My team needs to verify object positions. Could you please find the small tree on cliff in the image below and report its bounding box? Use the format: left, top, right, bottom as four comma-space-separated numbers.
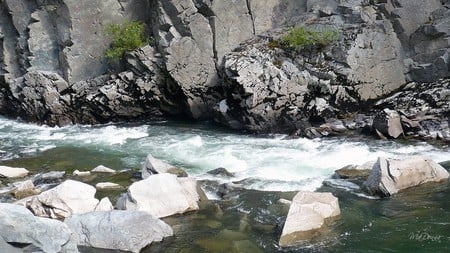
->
105, 21, 149, 61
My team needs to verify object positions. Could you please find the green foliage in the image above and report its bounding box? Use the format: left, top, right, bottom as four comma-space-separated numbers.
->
281, 26, 340, 50
105, 21, 148, 60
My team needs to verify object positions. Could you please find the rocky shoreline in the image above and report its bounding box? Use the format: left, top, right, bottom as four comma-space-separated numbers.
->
0, 154, 448, 252
0, 0, 448, 143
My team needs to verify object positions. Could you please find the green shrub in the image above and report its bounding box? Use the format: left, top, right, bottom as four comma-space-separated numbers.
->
105, 21, 148, 60
281, 26, 340, 50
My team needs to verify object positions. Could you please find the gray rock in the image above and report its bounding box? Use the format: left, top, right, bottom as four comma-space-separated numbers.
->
117, 173, 202, 218
0, 203, 79, 253
363, 156, 450, 197
279, 191, 340, 247
372, 109, 404, 139
65, 210, 173, 253
141, 154, 187, 178
26, 180, 99, 219
33, 171, 66, 186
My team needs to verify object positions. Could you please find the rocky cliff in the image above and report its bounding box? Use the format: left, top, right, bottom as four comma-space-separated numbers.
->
0, 0, 449, 139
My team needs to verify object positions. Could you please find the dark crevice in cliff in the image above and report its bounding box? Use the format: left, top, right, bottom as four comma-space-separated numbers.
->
245, 0, 256, 35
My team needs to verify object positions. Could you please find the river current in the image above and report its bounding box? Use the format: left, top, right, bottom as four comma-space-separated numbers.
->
0, 116, 449, 252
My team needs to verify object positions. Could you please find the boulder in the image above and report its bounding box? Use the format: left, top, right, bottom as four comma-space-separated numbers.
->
141, 154, 188, 178
95, 182, 123, 190
91, 165, 116, 174
279, 191, 340, 247
33, 171, 66, 186
117, 173, 202, 218
0, 165, 29, 178
0, 203, 79, 253
73, 170, 91, 177
12, 179, 39, 199
65, 210, 173, 253
363, 157, 450, 197
372, 109, 404, 139
26, 180, 99, 219
207, 167, 235, 177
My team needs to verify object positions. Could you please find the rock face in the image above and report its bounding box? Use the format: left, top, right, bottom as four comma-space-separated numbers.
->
26, 180, 99, 219
0, 203, 79, 253
0, 165, 29, 178
65, 210, 173, 253
117, 173, 202, 218
0, 0, 448, 136
364, 157, 450, 197
279, 191, 340, 247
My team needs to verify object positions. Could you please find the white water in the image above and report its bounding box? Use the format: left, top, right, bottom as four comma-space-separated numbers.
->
0, 116, 449, 192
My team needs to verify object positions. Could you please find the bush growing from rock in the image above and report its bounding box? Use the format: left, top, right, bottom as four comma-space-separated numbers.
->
281, 26, 340, 50
105, 21, 149, 60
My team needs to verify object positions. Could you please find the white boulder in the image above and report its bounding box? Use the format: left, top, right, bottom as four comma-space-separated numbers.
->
117, 173, 202, 218
26, 180, 99, 219
364, 156, 450, 196
95, 182, 123, 190
0, 165, 29, 178
279, 191, 340, 247
91, 165, 116, 174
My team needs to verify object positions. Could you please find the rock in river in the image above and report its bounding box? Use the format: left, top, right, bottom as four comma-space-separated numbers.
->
117, 173, 202, 218
65, 210, 173, 253
0, 165, 29, 178
363, 156, 450, 197
279, 191, 340, 247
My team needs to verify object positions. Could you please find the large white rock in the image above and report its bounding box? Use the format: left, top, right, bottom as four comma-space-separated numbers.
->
279, 191, 340, 247
65, 210, 173, 253
0, 203, 79, 253
26, 180, 99, 219
364, 156, 450, 196
117, 173, 201, 218
0, 165, 29, 178
94, 197, 114, 211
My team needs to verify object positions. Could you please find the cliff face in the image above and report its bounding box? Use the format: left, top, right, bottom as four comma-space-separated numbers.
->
0, 0, 448, 135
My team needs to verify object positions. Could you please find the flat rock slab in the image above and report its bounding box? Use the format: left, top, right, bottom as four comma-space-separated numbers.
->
364, 156, 450, 196
0, 166, 29, 178
279, 191, 340, 247
65, 210, 173, 253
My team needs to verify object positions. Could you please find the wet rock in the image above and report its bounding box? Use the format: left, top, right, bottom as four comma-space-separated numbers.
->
0, 165, 29, 178
26, 180, 99, 219
372, 109, 404, 139
33, 171, 66, 186
117, 173, 202, 218
207, 167, 235, 177
334, 162, 373, 180
65, 210, 173, 253
95, 182, 123, 191
0, 203, 79, 253
141, 154, 188, 178
363, 157, 450, 197
91, 165, 116, 174
279, 191, 340, 247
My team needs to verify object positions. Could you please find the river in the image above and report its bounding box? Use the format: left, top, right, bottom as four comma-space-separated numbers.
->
0, 116, 449, 252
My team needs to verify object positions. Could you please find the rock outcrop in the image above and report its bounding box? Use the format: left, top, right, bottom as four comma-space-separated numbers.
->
65, 210, 173, 253
279, 191, 340, 247
0, 0, 448, 138
0, 203, 79, 253
117, 173, 203, 218
363, 157, 450, 197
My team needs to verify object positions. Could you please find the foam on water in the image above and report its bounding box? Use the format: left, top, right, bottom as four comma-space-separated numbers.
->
0, 116, 449, 192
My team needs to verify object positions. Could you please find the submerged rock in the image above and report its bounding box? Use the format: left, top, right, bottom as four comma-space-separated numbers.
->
65, 210, 173, 253
26, 180, 99, 219
0, 203, 79, 253
279, 191, 340, 247
117, 173, 203, 218
0, 165, 29, 178
363, 157, 450, 197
